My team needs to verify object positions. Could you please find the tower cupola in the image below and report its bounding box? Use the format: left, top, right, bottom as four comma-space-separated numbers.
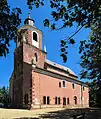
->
24, 13, 35, 26
17, 14, 43, 49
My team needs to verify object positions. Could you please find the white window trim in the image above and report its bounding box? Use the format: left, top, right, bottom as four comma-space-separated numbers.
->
32, 31, 39, 48
62, 80, 66, 88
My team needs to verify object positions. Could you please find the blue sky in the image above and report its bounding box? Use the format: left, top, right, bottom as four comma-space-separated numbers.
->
0, 0, 90, 87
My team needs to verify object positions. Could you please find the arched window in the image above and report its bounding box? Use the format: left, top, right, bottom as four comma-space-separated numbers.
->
74, 96, 77, 105
33, 32, 37, 41
62, 80, 66, 87
34, 53, 37, 62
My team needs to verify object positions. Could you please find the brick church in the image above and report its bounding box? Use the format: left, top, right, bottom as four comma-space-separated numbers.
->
10, 15, 89, 109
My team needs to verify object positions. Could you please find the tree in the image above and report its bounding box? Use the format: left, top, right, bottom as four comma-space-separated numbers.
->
27, 0, 101, 63
79, 21, 101, 81
0, 86, 10, 107
27, 0, 101, 82
87, 80, 101, 107
0, 0, 21, 57
87, 81, 98, 107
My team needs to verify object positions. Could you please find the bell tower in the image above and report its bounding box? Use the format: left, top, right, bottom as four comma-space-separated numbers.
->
17, 14, 42, 50
12, 15, 46, 108
16, 14, 46, 68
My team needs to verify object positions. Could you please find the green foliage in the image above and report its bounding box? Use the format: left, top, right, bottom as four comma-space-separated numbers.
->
0, 86, 10, 107
0, 0, 21, 57
27, 0, 101, 63
87, 81, 97, 106
80, 21, 101, 80
87, 80, 101, 107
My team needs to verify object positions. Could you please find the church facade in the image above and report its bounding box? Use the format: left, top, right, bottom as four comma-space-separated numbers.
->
10, 16, 89, 109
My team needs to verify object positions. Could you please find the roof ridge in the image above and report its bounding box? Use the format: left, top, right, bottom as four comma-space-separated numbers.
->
45, 59, 77, 77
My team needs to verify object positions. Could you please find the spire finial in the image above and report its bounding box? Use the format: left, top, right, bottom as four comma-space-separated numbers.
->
24, 11, 34, 26
28, 11, 30, 18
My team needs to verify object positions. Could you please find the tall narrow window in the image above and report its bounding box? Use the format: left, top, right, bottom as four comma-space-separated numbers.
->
59, 82, 61, 88
43, 96, 46, 104
33, 32, 37, 41
62, 81, 66, 87
58, 97, 60, 105
63, 97, 66, 105
55, 97, 57, 104
72, 83, 75, 89
34, 53, 37, 62
74, 96, 77, 104
67, 98, 70, 104
47, 96, 50, 105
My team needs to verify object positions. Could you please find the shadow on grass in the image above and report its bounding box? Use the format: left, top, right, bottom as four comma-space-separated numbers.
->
39, 108, 87, 119
14, 108, 101, 119
14, 118, 39, 119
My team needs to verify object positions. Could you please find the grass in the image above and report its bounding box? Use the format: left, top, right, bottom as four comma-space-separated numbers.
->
0, 108, 64, 119
0, 107, 101, 119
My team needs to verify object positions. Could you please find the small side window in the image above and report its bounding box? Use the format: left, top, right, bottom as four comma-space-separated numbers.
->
59, 82, 61, 88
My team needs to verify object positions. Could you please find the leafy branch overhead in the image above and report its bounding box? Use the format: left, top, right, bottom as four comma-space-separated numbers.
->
0, 0, 21, 57
80, 21, 101, 81
27, 0, 101, 62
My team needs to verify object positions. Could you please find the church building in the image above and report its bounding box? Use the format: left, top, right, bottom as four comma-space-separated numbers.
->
10, 16, 89, 109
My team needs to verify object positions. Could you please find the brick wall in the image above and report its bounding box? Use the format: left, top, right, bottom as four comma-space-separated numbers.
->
12, 44, 23, 108
31, 71, 89, 108
23, 42, 46, 69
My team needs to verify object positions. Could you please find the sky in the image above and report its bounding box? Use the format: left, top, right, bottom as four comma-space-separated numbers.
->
0, 0, 90, 87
